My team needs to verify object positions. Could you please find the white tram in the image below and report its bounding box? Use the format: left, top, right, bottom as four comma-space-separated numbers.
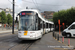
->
17, 9, 54, 40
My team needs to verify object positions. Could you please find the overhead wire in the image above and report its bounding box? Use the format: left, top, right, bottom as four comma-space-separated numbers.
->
8, 0, 12, 4
34, 0, 40, 10
8, 0, 21, 7
21, 0, 73, 6
31, 0, 38, 9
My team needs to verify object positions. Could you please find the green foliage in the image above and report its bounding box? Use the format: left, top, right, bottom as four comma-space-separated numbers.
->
53, 7, 75, 25
49, 19, 53, 21
0, 13, 1, 22
1, 11, 7, 24
0, 17, 1, 22
7, 14, 13, 25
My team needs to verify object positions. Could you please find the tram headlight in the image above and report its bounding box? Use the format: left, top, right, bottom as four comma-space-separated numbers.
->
19, 32, 21, 33
30, 32, 35, 33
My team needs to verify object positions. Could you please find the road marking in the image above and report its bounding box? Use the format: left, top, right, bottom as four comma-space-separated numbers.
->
53, 36, 74, 49
54, 48, 68, 50
58, 41, 62, 43
54, 37, 55, 39
29, 47, 38, 48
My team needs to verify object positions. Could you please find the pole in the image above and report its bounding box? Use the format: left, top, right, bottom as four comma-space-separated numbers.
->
68, 39, 70, 46
57, 34, 59, 41
62, 37, 64, 43
12, 0, 14, 34
62, 23, 65, 30
58, 20, 60, 35
59, 24, 60, 34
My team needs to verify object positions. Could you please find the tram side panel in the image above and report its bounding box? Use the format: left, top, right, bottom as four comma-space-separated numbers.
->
45, 23, 50, 33
50, 24, 54, 32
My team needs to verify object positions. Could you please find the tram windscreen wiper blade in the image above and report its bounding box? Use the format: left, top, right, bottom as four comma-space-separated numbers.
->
28, 23, 32, 29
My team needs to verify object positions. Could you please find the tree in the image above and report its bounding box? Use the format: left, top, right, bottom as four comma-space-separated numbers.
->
7, 14, 13, 25
49, 19, 53, 21
1, 11, 7, 24
53, 7, 75, 25
0, 13, 1, 22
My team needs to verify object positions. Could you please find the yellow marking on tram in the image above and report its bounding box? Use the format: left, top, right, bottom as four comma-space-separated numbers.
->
24, 31, 28, 35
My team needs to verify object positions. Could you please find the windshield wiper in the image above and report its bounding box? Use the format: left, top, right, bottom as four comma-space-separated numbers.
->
27, 23, 33, 29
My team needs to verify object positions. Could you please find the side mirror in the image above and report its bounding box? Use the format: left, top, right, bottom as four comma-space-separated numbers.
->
16, 17, 18, 23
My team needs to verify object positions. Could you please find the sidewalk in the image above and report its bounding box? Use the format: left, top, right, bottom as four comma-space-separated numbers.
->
0, 29, 18, 33
28, 32, 73, 50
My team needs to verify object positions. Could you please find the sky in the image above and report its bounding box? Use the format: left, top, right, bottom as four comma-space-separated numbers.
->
0, 0, 75, 18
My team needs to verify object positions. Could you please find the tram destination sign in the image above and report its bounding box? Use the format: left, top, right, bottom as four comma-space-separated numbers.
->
20, 11, 35, 16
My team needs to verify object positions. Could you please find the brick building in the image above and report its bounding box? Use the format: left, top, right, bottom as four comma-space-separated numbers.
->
43, 11, 55, 19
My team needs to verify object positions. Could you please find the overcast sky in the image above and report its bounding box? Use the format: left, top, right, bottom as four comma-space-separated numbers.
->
0, 0, 75, 18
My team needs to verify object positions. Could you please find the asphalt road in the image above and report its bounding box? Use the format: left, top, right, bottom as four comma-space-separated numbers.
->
0, 31, 36, 50
0, 31, 73, 50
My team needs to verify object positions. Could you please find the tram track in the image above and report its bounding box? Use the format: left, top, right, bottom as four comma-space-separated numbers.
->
0, 34, 36, 50
0, 32, 41, 50
8, 40, 36, 50
0, 34, 17, 42
7, 38, 41, 50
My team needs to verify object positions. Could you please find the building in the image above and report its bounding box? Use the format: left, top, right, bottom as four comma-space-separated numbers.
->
0, 8, 13, 16
43, 11, 55, 19
4, 8, 13, 16
0, 8, 4, 12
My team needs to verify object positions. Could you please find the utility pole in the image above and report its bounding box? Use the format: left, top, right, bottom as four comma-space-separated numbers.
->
12, 0, 15, 34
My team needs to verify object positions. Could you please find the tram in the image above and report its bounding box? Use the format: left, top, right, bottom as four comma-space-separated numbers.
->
17, 9, 54, 40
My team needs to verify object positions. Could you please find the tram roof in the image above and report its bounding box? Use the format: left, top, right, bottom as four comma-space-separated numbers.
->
18, 9, 54, 24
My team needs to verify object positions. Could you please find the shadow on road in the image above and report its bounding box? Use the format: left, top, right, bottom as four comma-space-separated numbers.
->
64, 37, 75, 39
15, 40, 37, 44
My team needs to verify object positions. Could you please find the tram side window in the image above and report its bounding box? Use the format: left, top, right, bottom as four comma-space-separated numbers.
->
35, 14, 38, 30
46, 23, 48, 28
40, 21, 43, 29
38, 17, 41, 30
43, 23, 45, 28
49, 24, 51, 28
35, 13, 41, 30
36, 13, 41, 30
51, 24, 54, 28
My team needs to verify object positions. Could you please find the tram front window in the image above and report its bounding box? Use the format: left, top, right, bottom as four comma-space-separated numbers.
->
19, 15, 35, 31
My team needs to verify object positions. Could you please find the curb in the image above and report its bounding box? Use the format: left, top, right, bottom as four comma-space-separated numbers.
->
0, 30, 18, 33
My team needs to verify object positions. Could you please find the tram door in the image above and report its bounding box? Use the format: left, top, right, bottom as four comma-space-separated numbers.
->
49, 24, 51, 31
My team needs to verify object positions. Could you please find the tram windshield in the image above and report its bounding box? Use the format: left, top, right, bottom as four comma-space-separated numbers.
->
19, 11, 36, 31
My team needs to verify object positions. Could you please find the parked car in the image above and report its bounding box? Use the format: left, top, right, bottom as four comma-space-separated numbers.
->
62, 22, 75, 37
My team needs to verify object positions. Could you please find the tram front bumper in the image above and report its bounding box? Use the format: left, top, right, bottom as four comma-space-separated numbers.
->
18, 37, 36, 40
18, 35, 41, 40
